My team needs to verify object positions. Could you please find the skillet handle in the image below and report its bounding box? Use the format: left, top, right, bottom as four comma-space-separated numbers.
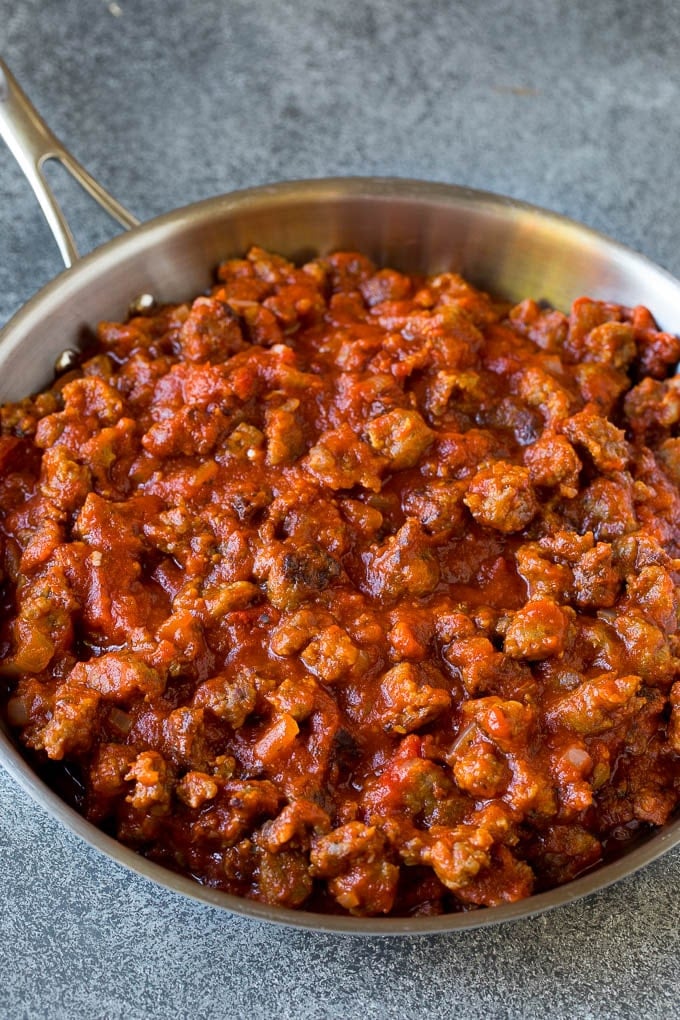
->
0, 58, 139, 268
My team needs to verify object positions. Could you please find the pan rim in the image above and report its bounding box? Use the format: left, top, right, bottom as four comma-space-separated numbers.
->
4, 174, 680, 342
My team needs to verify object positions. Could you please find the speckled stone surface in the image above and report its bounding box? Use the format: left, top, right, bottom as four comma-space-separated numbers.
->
1, 2, 679, 1017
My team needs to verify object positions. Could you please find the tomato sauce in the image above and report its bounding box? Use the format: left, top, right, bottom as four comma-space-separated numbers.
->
1, 248, 679, 916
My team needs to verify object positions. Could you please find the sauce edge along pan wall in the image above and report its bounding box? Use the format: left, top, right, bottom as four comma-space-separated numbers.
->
1, 57, 679, 935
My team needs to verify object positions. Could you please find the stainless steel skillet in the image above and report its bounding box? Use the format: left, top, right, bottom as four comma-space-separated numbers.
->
1, 57, 679, 935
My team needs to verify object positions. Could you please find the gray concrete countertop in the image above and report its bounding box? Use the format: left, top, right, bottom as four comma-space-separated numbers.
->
1, 2, 679, 1017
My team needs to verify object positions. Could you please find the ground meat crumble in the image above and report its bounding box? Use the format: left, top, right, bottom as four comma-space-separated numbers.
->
1, 247, 679, 917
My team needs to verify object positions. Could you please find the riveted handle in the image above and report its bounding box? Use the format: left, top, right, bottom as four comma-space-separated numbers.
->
0, 57, 139, 267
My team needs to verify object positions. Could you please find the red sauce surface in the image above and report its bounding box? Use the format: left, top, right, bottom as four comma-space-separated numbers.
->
1, 247, 680, 916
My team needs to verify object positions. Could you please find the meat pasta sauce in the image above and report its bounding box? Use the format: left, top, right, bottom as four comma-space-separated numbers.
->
1, 247, 679, 917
